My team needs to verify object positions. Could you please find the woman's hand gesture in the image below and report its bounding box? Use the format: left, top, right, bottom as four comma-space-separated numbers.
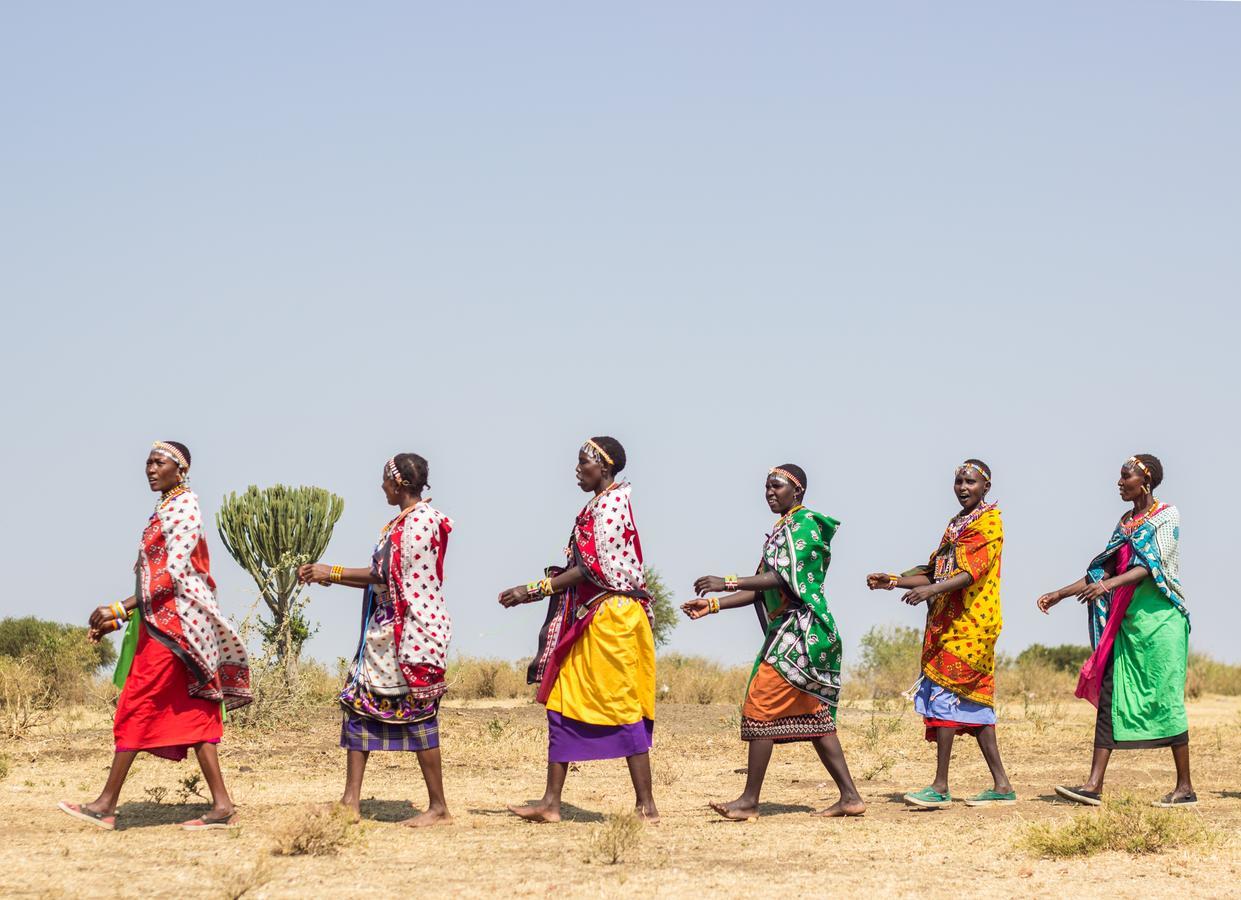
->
1036, 591, 1061, 613
498, 585, 530, 608
88, 604, 114, 629
866, 572, 894, 590
681, 598, 711, 620
1078, 580, 1109, 602
693, 575, 725, 596
901, 585, 936, 606
297, 563, 331, 585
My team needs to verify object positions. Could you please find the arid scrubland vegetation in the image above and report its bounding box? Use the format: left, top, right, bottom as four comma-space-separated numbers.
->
3, 619, 1241, 898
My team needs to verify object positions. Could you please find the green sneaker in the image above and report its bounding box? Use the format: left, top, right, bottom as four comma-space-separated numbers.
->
964, 789, 1017, 807
903, 786, 952, 809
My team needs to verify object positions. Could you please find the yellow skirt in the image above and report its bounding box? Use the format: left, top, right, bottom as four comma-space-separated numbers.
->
546, 594, 656, 727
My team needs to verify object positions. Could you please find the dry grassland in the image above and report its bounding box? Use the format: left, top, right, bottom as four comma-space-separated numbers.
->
3, 690, 1241, 898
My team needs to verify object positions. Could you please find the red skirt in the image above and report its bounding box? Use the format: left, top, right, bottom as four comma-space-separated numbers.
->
114, 621, 222, 760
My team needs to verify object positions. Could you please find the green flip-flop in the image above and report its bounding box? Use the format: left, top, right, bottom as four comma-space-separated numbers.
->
903, 786, 952, 809
964, 789, 1017, 807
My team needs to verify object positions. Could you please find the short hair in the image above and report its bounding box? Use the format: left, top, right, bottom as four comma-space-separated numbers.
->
590, 436, 627, 473
773, 463, 808, 494
393, 452, 429, 493
1129, 453, 1164, 490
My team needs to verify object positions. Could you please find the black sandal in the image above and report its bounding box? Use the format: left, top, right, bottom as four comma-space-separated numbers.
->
1152, 792, 1197, 808
1054, 785, 1102, 807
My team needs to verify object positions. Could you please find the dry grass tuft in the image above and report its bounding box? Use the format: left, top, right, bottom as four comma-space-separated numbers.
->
0, 750, 9, 780
231, 657, 340, 732
215, 855, 274, 899
1021, 793, 1215, 858
270, 803, 360, 857
587, 808, 644, 865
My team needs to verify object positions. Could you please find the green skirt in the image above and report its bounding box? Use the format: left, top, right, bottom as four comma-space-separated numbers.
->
1097, 579, 1189, 746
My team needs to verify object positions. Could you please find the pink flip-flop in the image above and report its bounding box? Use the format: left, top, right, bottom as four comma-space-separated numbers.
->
57, 801, 116, 830
181, 810, 237, 831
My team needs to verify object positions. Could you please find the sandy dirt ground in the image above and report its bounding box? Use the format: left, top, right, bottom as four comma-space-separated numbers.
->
3, 694, 1240, 899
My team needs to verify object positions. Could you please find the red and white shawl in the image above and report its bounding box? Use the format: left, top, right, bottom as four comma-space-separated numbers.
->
138, 491, 251, 710
359, 503, 454, 700
530, 482, 651, 701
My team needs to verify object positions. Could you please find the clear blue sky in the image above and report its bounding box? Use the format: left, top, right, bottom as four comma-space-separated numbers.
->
2, 3, 1237, 670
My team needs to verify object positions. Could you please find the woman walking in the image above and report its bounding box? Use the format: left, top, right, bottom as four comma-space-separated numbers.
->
865, 459, 1014, 809
1037, 454, 1194, 807
58, 441, 251, 831
684, 464, 865, 819
498, 437, 659, 823
298, 453, 453, 826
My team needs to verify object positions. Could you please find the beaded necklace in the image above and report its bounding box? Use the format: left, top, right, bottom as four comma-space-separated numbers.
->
156, 484, 188, 511
1120, 497, 1162, 533
771, 504, 805, 534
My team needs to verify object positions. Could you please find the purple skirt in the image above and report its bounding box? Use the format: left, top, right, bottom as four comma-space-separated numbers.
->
547, 710, 653, 763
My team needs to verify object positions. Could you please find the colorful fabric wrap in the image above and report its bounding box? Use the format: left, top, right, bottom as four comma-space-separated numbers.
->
1083, 503, 1187, 647
526, 482, 652, 698
114, 490, 251, 710
912, 502, 1003, 707
749, 507, 843, 712
339, 504, 454, 722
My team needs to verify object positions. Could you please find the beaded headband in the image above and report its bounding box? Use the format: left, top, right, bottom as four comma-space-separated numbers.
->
1125, 456, 1153, 482
956, 462, 990, 482
768, 467, 804, 492
385, 456, 410, 487
151, 441, 189, 471
582, 439, 614, 467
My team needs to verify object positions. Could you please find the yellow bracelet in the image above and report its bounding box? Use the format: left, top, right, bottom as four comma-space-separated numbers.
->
330, 565, 344, 583
708, 597, 721, 614
724, 575, 739, 591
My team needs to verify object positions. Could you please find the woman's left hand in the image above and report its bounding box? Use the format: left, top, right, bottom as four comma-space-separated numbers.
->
693, 575, 725, 595
901, 585, 937, 606
498, 585, 530, 608
1078, 580, 1109, 602
88, 604, 115, 629
681, 599, 711, 620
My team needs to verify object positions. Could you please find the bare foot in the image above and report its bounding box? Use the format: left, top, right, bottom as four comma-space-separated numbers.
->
635, 805, 661, 825
399, 808, 453, 827
710, 799, 758, 821
508, 803, 561, 823
812, 798, 866, 817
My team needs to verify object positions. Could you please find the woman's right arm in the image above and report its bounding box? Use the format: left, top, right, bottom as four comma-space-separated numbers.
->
1037, 577, 1089, 613
297, 563, 383, 589
866, 571, 933, 591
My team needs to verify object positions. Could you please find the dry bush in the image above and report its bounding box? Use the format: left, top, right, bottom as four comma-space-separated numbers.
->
587, 809, 644, 865
657, 654, 749, 705
1021, 793, 1215, 858
231, 657, 339, 731
271, 804, 360, 857
447, 658, 531, 700
0, 657, 54, 739
1187, 651, 1241, 697
845, 625, 922, 704
216, 855, 274, 899
0, 750, 10, 780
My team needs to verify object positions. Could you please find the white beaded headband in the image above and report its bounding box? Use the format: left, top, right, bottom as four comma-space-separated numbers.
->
385, 456, 410, 487
151, 441, 189, 471
956, 462, 989, 481
768, 467, 804, 492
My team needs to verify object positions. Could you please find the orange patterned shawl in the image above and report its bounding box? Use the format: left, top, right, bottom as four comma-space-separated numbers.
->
916, 503, 1003, 706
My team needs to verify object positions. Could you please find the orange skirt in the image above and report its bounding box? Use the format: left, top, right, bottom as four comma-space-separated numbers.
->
740, 662, 836, 742
114, 621, 222, 760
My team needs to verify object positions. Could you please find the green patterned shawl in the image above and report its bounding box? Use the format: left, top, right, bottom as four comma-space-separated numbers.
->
752, 507, 843, 714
